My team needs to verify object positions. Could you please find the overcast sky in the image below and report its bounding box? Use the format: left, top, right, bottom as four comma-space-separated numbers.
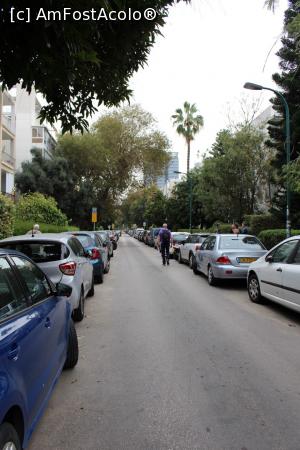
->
129, 0, 288, 171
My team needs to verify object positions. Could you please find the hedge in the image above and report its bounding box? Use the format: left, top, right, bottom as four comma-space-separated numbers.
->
13, 220, 79, 236
244, 214, 283, 236
0, 194, 15, 239
16, 193, 67, 226
258, 229, 300, 250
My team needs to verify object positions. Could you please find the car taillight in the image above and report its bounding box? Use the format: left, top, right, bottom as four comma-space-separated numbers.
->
59, 261, 77, 276
91, 248, 101, 260
216, 256, 231, 265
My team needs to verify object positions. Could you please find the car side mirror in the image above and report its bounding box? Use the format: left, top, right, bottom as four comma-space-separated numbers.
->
55, 282, 72, 298
265, 255, 273, 263
84, 249, 92, 258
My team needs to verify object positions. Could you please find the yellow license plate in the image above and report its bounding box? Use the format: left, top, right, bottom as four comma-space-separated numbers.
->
239, 257, 257, 263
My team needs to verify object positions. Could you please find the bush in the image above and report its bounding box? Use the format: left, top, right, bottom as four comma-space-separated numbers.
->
0, 194, 15, 239
244, 214, 283, 236
258, 229, 300, 250
13, 220, 79, 236
16, 193, 68, 226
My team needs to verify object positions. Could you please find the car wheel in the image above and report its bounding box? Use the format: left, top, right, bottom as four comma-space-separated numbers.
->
189, 254, 194, 269
64, 321, 79, 370
0, 423, 21, 450
95, 267, 104, 284
87, 278, 94, 297
248, 273, 263, 303
110, 250, 114, 258
104, 259, 110, 274
73, 288, 84, 322
178, 251, 183, 264
207, 265, 218, 286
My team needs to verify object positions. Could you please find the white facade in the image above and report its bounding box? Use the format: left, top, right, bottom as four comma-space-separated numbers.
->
15, 85, 56, 169
0, 90, 16, 197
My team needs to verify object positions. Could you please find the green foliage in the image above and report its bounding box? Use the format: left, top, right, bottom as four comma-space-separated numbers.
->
0, 0, 188, 132
172, 101, 204, 173
16, 193, 68, 226
0, 194, 15, 239
205, 223, 232, 233
258, 229, 300, 249
122, 185, 167, 227
14, 220, 78, 236
243, 214, 284, 235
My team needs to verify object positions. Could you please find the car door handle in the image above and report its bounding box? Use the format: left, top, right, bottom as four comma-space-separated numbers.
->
7, 343, 20, 361
276, 268, 283, 272
45, 317, 51, 328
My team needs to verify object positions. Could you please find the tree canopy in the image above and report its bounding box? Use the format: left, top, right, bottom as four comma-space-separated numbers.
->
0, 0, 188, 132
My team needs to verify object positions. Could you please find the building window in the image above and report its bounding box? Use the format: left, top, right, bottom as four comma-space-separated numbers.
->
32, 127, 43, 144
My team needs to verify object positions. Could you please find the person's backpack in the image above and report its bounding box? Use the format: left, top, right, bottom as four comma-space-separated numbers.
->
161, 229, 170, 243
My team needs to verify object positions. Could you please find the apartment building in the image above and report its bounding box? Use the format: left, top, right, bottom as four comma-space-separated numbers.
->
156, 152, 179, 195
15, 84, 56, 170
0, 90, 16, 197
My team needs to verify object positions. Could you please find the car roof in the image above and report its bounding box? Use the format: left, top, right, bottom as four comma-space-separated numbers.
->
208, 234, 256, 238
0, 233, 72, 244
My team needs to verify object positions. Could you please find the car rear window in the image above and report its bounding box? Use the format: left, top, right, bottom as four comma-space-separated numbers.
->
0, 241, 69, 263
73, 234, 95, 248
219, 236, 265, 250
172, 234, 189, 241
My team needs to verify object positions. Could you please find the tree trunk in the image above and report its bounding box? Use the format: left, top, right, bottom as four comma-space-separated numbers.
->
187, 140, 191, 174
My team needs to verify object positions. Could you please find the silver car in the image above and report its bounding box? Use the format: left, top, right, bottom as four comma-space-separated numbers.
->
0, 234, 94, 321
178, 233, 210, 268
194, 234, 267, 286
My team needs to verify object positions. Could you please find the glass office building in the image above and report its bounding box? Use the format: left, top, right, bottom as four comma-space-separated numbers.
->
156, 152, 179, 191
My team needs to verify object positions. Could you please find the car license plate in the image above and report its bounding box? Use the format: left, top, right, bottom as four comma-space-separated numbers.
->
238, 257, 257, 263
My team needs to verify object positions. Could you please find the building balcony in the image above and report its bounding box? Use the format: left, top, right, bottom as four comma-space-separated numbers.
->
1, 141, 15, 167
2, 113, 16, 135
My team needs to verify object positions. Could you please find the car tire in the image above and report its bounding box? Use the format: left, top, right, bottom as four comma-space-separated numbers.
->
189, 254, 194, 269
248, 273, 263, 304
87, 278, 95, 297
73, 288, 85, 322
64, 321, 79, 370
207, 265, 218, 286
104, 259, 110, 274
0, 423, 21, 450
178, 251, 183, 264
95, 267, 104, 284
110, 250, 114, 258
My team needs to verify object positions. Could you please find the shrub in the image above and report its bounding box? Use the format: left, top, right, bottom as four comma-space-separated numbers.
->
258, 229, 300, 249
16, 193, 68, 226
244, 214, 283, 236
13, 220, 79, 236
0, 194, 15, 239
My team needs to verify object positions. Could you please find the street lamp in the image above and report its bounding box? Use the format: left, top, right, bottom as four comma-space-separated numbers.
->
174, 170, 192, 234
244, 82, 291, 238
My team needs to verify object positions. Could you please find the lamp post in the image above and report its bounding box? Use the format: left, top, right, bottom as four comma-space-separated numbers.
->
244, 82, 291, 238
174, 170, 192, 234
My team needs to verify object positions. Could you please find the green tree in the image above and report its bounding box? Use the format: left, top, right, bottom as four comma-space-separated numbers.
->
266, 0, 300, 225
16, 193, 68, 226
172, 102, 204, 173
0, 0, 188, 132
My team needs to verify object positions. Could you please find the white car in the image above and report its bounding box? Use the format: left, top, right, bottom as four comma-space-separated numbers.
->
178, 233, 210, 268
247, 236, 300, 312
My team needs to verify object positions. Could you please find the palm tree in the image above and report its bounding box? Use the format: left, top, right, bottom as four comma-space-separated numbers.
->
172, 101, 204, 173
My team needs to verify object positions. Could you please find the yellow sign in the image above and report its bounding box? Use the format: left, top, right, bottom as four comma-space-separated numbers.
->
92, 208, 97, 223
112, 223, 115, 230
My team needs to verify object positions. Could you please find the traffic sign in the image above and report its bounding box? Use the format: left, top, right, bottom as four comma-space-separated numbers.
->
92, 207, 97, 223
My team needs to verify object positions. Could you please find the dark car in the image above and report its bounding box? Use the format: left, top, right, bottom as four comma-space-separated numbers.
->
148, 228, 160, 247
96, 230, 114, 258
0, 248, 78, 450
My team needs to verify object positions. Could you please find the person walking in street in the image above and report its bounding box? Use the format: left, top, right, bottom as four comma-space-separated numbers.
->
231, 223, 240, 235
158, 223, 171, 266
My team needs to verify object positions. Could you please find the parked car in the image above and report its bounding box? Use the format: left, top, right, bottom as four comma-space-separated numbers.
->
96, 230, 114, 258
148, 228, 160, 248
178, 233, 210, 268
65, 231, 109, 283
194, 234, 267, 285
104, 230, 118, 249
247, 235, 300, 312
170, 232, 190, 259
0, 234, 94, 321
134, 228, 144, 239
0, 248, 78, 450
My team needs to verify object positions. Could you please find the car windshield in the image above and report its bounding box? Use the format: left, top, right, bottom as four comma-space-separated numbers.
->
0, 241, 69, 263
219, 236, 265, 250
73, 234, 95, 248
172, 234, 188, 241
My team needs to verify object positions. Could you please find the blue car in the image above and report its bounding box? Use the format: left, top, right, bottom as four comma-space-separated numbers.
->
65, 232, 108, 284
0, 249, 78, 449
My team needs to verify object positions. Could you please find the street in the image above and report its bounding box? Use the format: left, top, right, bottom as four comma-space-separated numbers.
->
29, 235, 300, 450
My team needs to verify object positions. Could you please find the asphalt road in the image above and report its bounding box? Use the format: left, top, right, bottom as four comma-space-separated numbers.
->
29, 235, 300, 450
